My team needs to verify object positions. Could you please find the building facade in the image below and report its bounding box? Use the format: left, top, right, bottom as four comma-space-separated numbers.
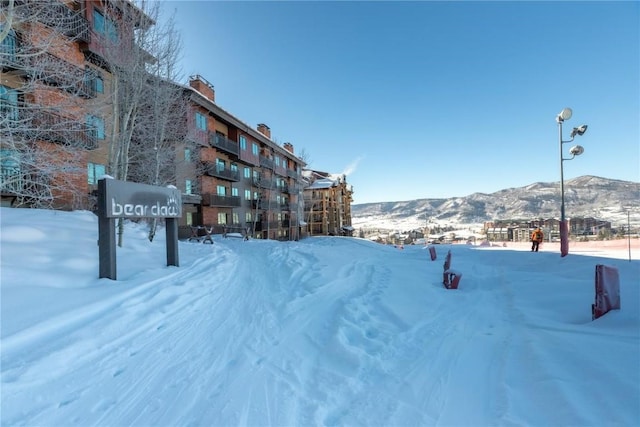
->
302, 170, 354, 236
1, 0, 154, 209
178, 75, 306, 241
484, 217, 612, 242
1, 1, 350, 241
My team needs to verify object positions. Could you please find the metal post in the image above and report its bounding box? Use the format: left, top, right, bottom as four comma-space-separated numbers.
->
558, 119, 569, 257
559, 120, 565, 224
628, 209, 632, 262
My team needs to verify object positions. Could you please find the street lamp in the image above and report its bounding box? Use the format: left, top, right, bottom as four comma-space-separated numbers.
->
556, 107, 588, 257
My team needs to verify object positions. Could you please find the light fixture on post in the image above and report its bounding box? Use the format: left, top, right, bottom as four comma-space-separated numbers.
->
556, 107, 588, 257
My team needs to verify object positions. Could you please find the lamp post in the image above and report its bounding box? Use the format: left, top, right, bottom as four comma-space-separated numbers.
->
556, 107, 588, 257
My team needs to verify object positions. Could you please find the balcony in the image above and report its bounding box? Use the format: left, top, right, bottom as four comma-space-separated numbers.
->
277, 184, 291, 194
201, 193, 241, 207
0, 30, 22, 71
259, 155, 275, 170
253, 220, 281, 232
31, 110, 98, 149
37, 1, 91, 43
204, 164, 240, 182
0, 165, 23, 196
210, 133, 239, 157
287, 169, 299, 179
252, 177, 273, 189
26, 52, 96, 98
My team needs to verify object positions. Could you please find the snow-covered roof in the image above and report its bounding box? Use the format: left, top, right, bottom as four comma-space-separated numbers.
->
307, 178, 336, 190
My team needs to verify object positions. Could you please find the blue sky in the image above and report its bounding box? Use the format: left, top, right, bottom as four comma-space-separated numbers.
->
163, 0, 639, 204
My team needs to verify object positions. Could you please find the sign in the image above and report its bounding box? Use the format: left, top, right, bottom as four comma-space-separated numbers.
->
103, 179, 182, 218
97, 178, 182, 280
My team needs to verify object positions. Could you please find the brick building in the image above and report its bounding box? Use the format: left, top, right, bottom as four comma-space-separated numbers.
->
1, 1, 350, 241
1, 0, 151, 209
177, 75, 306, 241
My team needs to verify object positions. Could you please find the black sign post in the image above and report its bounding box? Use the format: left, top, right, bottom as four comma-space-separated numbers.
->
97, 178, 182, 280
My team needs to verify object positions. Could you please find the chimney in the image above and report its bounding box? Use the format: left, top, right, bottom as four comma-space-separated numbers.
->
189, 74, 215, 102
283, 142, 294, 154
257, 123, 271, 139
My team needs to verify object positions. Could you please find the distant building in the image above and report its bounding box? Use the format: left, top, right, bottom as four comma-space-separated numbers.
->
303, 170, 354, 236
484, 217, 612, 241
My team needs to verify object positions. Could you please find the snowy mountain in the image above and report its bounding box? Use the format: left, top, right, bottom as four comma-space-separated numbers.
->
352, 175, 640, 231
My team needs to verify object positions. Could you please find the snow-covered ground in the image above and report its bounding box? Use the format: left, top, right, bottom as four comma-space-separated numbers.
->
1, 208, 639, 426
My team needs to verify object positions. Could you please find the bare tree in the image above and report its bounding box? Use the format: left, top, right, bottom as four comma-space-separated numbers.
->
297, 147, 312, 166
1, 0, 97, 209
93, 1, 193, 244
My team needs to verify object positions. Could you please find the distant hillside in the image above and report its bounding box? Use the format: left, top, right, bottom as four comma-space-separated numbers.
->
352, 176, 640, 230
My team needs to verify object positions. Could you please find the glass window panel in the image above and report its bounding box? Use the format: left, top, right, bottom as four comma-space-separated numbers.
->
93, 9, 105, 34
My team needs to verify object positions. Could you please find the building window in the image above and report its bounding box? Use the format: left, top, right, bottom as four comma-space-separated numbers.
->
231, 187, 238, 197
0, 26, 17, 62
216, 185, 226, 196
184, 148, 192, 162
246, 212, 252, 222
195, 112, 206, 131
252, 142, 259, 156
233, 213, 239, 224
239, 135, 247, 150
93, 9, 105, 33
86, 115, 105, 139
186, 212, 193, 226
0, 85, 19, 121
230, 163, 238, 173
216, 158, 226, 172
275, 156, 280, 167
185, 179, 192, 194
93, 9, 118, 41
244, 167, 251, 179
87, 162, 106, 185
218, 212, 227, 224
94, 74, 104, 93
244, 189, 251, 200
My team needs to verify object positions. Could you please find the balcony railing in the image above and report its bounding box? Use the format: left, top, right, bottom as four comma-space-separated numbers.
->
36, 1, 91, 43
210, 133, 239, 157
259, 155, 275, 170
253, 220, 281, 232
31, 110, 98, 149
287, 169, 299, 179
204, 164, 240, 182
26, 52, 96, 98
202, 193, 241, 207
252, 177, 273, 189
0, 30, 22, 71
0, 165, 23, 195
277, 184, 290, 194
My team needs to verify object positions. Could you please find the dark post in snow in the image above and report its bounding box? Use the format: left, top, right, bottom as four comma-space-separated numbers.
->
97, 178, 182, 280
97, 179, 117, 279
